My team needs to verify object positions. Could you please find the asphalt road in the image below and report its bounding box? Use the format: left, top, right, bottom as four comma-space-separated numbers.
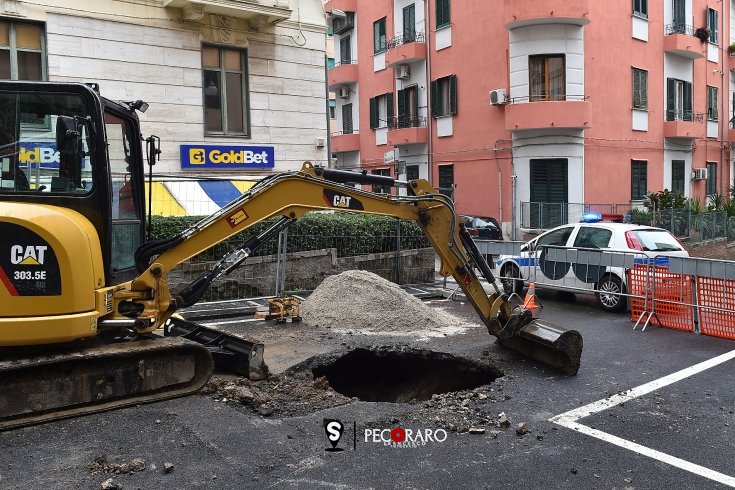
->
1, 286, 733, 489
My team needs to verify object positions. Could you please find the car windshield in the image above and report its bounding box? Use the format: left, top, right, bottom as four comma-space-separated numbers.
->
633, 229, 684, 252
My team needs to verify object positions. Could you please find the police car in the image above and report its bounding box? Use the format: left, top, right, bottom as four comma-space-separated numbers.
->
496, 216, 689, 312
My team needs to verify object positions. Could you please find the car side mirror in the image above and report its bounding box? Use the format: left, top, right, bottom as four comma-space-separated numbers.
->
56, 115, 81, 157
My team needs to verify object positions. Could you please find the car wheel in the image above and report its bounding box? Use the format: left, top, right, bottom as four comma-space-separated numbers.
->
596, 274, 626, 312
500, 263, 524, 295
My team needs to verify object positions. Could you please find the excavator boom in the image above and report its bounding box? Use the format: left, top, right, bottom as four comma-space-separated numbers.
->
121, 162, 582, 374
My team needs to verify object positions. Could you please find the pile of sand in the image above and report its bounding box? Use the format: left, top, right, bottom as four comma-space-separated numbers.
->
300, 270, 477, 339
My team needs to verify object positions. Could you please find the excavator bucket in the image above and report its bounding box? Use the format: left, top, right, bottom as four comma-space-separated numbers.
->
0, 337, 213, 431
498, 319, 583, 375
459, 228, 583, 375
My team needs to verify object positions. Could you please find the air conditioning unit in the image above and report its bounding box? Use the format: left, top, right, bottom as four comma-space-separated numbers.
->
692, 168, 708, 180
396, 65, 410, 79
489, 89, 508, 106
338, 86, 350, 99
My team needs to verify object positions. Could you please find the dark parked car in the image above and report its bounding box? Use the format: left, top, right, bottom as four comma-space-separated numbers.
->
461, 215, 503, 240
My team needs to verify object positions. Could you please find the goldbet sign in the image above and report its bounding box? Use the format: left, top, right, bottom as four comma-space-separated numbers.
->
180, 144, 275, 169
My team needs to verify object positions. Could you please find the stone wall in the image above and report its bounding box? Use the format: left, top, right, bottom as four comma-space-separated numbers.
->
168, 248, 436, 300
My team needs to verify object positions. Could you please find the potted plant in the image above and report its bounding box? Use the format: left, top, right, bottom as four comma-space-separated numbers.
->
695, 26, 711, 42
728, 42, 735, 54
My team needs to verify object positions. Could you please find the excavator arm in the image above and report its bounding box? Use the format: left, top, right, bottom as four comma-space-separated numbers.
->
115, 162, 582, 375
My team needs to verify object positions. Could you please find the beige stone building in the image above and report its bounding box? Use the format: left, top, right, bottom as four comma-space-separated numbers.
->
0, 0, 329, 177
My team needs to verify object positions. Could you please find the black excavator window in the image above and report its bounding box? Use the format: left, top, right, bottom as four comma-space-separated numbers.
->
0, 91, 94, 194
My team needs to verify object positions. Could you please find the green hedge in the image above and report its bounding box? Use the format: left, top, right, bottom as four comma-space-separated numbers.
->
149, 213, 431, 260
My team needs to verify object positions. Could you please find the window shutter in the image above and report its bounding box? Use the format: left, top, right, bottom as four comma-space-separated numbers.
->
449, 75, 457, 115
397, 89, 406, 117
640, 70, 648, 109
666, 78, 675, 120
683, 81, 692, 114
387, 92, 394, 127
633, 69, 640, 108
369, 97, 378, 129
342, 104, 353, 134
430, 80, 439, 118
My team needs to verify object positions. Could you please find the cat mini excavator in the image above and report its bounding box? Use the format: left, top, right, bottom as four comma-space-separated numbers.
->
0, 81, 582, 430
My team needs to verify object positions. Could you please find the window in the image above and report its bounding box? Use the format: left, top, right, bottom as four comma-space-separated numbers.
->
536, 227, 573, 247
707, 86, 718, 121
373, 17, 386, 54
403, 5, 416, 42
706, 162, 717, 196
529, 55, 565, 102
327, 57, 335, 69
369, 92, 394, 129
666, 78, 692, 121
397, 86, 420, 128
339, 36, 351, 64
707, 7, 718, 44
341, 103, 353, 134
406, 164, 419, 180
632, 68, 648, 110
672, 0, 685, 28
430, 75, 457, 117
573, 227, 612, 249
371, 168, 391, 194
633, 0, 648, 18
436, 0, 450, 29
332, 11, 354, 35
202, 46, 249, 135
0, 20, 45, 80
329, 99, 336, 119
0, 91, 94, 194
671, 160, 685, 195
631, 160, 647, 200
438, 164, 454, 199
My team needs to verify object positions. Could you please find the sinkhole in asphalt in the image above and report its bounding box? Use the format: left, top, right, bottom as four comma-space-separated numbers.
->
311, 347, 502, 403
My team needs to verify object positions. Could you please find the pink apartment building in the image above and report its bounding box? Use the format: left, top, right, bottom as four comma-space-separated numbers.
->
325, 0, 735, 238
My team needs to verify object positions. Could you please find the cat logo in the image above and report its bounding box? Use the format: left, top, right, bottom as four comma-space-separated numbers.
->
323, 189, 364, 210
227, 208, 249, 228
10, 245, 47, 265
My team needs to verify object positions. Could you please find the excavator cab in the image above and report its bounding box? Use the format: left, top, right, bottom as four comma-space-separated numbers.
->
0, 82, 147, 286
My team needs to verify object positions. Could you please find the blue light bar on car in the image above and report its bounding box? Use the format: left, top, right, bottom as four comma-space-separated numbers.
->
581, 212, 603, 223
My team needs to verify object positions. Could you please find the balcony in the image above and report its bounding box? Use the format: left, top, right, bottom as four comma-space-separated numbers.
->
324, 0, 356, 16
387, 116, 428, 146
504, 0, 590, 29
504, 96, 591, 131
328, 60, 358, 90
664, 111, 705, 138
385, 32, 427, 68
162, 0, 291, 24
663, 24, 706, 59
332, 131, 360, 153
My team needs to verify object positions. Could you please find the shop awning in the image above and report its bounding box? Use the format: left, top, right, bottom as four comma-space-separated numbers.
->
144, 180, 257, 216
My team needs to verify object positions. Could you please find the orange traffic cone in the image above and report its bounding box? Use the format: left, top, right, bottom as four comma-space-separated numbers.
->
522, 283, 540, 317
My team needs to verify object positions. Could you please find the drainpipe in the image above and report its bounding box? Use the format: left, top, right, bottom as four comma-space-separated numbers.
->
325, 54, 333, 168
424, 0, 433, 185
721, 11, 727, 195
493, 138, 513, 236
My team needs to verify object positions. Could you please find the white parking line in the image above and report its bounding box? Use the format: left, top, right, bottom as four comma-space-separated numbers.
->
550, 349, 735, 487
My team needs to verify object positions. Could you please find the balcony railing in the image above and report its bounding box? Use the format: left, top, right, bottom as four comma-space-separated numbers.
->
665, 110, 705, 122
386, 31, 425, 50
509, 94, 588, 103
388, 115, 427, 129
329, 59, 357, 69
664, 23, 695, 36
